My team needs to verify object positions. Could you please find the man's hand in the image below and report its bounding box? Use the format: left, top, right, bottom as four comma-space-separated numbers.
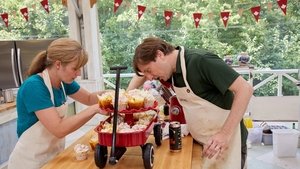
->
202, 130, 231, 159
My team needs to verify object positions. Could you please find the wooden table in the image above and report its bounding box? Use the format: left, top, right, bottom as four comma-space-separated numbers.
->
41, 130, 203, 169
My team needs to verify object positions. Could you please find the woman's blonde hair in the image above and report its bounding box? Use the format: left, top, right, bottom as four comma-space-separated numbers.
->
27, 38, 88, 76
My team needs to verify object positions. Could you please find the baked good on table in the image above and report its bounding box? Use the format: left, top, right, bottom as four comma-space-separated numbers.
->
89, 132, 98, 151
112, 90, 128, 111
97, 91, 114, 109
127, 96, 145, 109
141, 90, 156, 108
74, 144, 90, 160
98, 89, 156, 111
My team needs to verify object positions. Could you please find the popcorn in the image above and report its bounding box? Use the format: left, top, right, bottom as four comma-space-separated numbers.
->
100, 110, 156, 133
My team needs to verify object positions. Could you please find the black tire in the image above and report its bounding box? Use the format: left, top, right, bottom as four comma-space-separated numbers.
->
142, 143, 154, 169
153, 123, 162, 146
94, 144, 108, 168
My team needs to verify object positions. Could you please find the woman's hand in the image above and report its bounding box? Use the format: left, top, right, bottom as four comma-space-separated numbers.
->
202, 130, 232, 159
90, 104, 109, 116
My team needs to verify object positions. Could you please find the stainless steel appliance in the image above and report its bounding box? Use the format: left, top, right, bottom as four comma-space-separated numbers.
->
0, 39, 54, 89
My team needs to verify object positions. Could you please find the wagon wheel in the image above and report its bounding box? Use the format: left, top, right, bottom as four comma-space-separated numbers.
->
94, 144, 108, 168
142, 143, 154, 169
153, 123, 162, 146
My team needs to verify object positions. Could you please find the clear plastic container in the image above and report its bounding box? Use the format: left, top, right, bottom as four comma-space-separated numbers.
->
272, 129, 300, 157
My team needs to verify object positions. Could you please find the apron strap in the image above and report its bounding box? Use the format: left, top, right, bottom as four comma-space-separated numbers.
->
175, 46, 192, 90
42, 69, 67, 104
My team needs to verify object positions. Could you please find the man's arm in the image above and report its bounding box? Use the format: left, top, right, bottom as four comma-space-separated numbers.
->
203, 76, 253, 159
127, 75, 147, 91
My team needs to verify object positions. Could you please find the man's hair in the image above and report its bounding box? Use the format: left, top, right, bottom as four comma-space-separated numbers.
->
133, 37, 175, 76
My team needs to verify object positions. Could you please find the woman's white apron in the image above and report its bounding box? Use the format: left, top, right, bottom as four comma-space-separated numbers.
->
8, 69, 67, 169
173, 47, 241, 169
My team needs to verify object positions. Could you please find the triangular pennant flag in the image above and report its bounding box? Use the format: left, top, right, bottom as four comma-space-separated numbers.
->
250, 6, 261, 23
125, 1, 131, 9
193, 13, 202, 28
238, 8, 244, 16
32, 4, 36, 10
90, 0, 96, 8
12, 11, 17, 18
207, 12, 214, 20
267, 2, 273, 11
1, 13, 9, 28
114, 0, 123, 13
137, 5, 146, 20
164, 10, 173, 28
152, 7, 157, 15
62, 0, 67, 7
20, 7, 29, 22
220, 11, 230, 28
40, 0, 50, 13
176, 12, 182, 19
277, 0, 287, 15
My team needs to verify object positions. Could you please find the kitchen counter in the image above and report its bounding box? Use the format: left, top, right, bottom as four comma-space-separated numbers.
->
41, 130, 203, 169
0, 102, 17, 125
0, 102, 17, 165
0, 102, 16, 113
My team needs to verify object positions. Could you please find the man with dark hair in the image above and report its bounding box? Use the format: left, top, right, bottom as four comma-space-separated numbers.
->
129, 37, 253, 169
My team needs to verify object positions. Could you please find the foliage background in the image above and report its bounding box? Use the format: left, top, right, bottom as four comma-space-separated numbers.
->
1, 0, 299, 95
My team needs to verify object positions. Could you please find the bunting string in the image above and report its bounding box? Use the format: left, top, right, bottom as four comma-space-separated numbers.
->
0, 0, 288, 29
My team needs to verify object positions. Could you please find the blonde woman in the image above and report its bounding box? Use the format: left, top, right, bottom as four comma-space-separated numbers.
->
8, 38, 107, 169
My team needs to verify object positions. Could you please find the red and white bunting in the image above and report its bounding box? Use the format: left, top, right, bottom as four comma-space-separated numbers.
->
250, 6, 261, 23
164, 10, 173, 28
277, 0, 287, 15
137, 5, 146, 20
20, 7, 29, 22
193, 13, 202, 28
114, 0, 123, 13
1, 13, 9, 28
40, 0, 50, 13
220, 11, 230, 28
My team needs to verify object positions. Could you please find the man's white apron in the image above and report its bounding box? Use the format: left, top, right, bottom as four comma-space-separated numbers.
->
173, 47, 241, 169
8, 69, 67, 169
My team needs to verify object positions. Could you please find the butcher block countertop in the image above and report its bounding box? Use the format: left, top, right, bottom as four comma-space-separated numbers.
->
41, 130, 203, 169
0, 102, 17, 125
0, 102, 16, 113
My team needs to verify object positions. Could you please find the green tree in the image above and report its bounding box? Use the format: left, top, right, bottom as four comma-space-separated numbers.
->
0, 0, 68, 40
97, 0, 300, 94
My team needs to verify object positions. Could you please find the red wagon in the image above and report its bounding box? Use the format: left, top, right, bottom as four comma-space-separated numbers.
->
93, 66, 162, 169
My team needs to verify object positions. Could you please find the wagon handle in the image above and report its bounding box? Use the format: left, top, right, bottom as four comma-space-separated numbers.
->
109, 66, 127, 165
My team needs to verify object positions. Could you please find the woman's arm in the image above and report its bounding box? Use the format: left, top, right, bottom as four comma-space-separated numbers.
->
35, 104, 102, 138
69, 87, 109, 106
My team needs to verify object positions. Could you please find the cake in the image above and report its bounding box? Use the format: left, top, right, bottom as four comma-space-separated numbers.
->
127, 89, 145, 109
89, 132, 98, 151
141, 90, 155, 108
98, 89, 157, 111
127, 96, 144, 109
97, 92, 114, 109
112, 90, 128, 111
74, 144, 90, 160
